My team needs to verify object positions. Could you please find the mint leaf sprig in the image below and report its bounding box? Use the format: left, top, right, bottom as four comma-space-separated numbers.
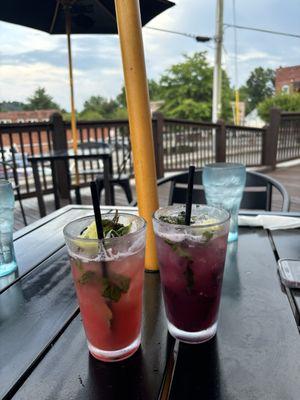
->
164, 238, 193, 261
159, 211, 197, 226
76, 266, 131, 303
164, 239, 195, 293
102, 210, 132, 238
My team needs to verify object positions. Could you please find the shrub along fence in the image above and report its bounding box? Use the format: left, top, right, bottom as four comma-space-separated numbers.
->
0, 108, 298, 200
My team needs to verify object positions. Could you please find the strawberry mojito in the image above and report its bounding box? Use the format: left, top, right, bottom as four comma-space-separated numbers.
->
153, 205, 229, 343
64, 212, 146, 361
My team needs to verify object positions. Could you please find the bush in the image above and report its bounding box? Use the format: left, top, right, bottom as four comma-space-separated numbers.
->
258, 93, 300, 121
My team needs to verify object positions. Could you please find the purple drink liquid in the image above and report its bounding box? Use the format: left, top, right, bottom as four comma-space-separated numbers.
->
156, 233, 228, 333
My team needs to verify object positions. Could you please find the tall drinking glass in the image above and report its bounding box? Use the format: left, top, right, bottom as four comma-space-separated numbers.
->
153, 205, 230, 343
63, 213, 146, 362
203, 163, 246, 242
0, 180, 17, 277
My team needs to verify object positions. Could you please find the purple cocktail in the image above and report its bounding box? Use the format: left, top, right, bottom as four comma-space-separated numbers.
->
153, 205, 230, 343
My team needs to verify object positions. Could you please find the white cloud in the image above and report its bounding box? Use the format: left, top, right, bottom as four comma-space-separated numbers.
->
1, 0, 300, 110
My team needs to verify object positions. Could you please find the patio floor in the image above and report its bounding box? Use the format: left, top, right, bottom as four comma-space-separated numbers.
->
14, 163, 300, 231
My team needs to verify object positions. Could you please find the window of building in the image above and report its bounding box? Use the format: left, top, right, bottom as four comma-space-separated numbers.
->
281, 84, 290, 94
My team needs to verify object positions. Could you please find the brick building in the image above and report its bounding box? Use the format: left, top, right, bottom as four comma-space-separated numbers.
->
275, 65, 300, 94
0, 109, 59, 124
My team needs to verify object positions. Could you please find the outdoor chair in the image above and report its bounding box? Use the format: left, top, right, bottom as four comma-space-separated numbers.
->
155, 169, 290, 211
0, 160, 27, 225
95, 141, 133, 204
77, 141, 112, 176
74, 141, 132, 205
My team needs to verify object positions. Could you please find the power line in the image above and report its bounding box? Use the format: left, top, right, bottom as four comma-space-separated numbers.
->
232, 0, 238, 88
224, 23, 300, 39
231, 0, 240, 125
145, 26, 212, 42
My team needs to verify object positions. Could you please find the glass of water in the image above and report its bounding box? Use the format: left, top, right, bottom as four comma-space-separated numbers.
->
203, 163, 246, 242
0, 180, 17, 276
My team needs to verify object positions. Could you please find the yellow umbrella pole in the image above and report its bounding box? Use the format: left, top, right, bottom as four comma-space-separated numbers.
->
235, 89, 240, 125
114, 0, 159, 271
65, 8, 80, 188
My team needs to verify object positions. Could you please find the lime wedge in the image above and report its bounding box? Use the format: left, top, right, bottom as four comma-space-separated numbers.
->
81, 221, 98, 239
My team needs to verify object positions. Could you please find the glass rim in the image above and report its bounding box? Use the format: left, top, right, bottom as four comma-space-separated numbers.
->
0, 179, 11, 186
204, 162, 245, 169
63, 213, 146, 244
153, 204, 230, 229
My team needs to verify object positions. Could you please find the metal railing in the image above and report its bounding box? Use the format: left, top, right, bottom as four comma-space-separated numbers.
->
277, 112, 300, 162
162, 119, 215, 171
1, 109, 299, 201
0, 121, 54, 197
225, 124, 265, 166
65, 119, 132, 185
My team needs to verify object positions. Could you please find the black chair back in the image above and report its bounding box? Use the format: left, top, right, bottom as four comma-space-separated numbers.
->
158, 169, 290, 211
168, 170, 206, 205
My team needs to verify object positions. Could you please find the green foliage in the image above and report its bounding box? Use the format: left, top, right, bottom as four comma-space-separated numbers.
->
112, 107, 128, 119
258, 93, 300, 121
24, 87, 60, 110
221, 72, 233, 121
0, 101, 26, 112
116, 79, 162, 109
158, 52, 232, 121
148, 79, 162, 101
61, 111, 73, 122
80, 95, 120, 120
78, 109, 103, 121
2, 52, 239, 122
242, 67, 275, 113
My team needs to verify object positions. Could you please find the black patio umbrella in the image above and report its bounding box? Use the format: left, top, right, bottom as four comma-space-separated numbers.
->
0, 0, 174, 154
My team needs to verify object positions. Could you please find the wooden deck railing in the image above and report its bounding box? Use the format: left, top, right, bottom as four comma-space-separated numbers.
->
277, 111, 300, 162
0, 108, 298, 199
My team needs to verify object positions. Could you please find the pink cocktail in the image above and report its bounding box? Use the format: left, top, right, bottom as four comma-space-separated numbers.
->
64, 213, 146, 361
153, 205, 229, 343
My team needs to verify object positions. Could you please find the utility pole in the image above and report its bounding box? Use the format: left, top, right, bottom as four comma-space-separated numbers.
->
212, 0, 224, 123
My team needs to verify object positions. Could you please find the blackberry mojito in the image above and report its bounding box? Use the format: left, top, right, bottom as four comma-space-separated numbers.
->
153, 205, 229, 343
64, 212, 146, 361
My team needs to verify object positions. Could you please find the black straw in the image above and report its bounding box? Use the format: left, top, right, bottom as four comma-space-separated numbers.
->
90, 181, 104, 239
185, 166, 195, 225
90, 181, 108, 278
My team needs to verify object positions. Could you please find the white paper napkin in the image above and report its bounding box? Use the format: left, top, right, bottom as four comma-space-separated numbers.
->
238, 215, 300, 230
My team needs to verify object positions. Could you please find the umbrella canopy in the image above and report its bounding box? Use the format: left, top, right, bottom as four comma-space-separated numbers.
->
1, 0, 174, 34
1, 0, 174, 178
1, 0, 175, 269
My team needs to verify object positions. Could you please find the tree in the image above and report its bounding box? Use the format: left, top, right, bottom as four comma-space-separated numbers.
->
80, 95, 119, 120
116, 79, 162, 109
0, 101, 26, 112
24, 87, 60, 110
257, 93, 300, 121
158, 52, 232, 121
241, 67, 275, 113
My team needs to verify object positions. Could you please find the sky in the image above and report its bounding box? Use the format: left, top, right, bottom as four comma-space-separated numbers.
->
0, 0, 300, 111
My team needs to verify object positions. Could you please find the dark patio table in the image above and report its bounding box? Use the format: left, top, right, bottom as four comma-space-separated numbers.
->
28, 148, 113, 217
1, 206, 300, 400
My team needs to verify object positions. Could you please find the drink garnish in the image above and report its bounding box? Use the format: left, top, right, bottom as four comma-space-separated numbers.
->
102, 273, 131, 302
77, 210, 132, 304
78, 270, 97, 284
184, 263, 195, 293
74, 258, 84, 272
77, 268, 131, 303
159, 211, 194, 225
202, 230, 214, 242
164, 238, 193, 261
80, 210, 131, 239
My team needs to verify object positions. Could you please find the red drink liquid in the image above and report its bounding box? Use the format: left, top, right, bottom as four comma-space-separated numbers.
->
70, 250, 144, 361
64, 213, 146, 361
156, 235, 227, 335
153, 205, 229, 343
